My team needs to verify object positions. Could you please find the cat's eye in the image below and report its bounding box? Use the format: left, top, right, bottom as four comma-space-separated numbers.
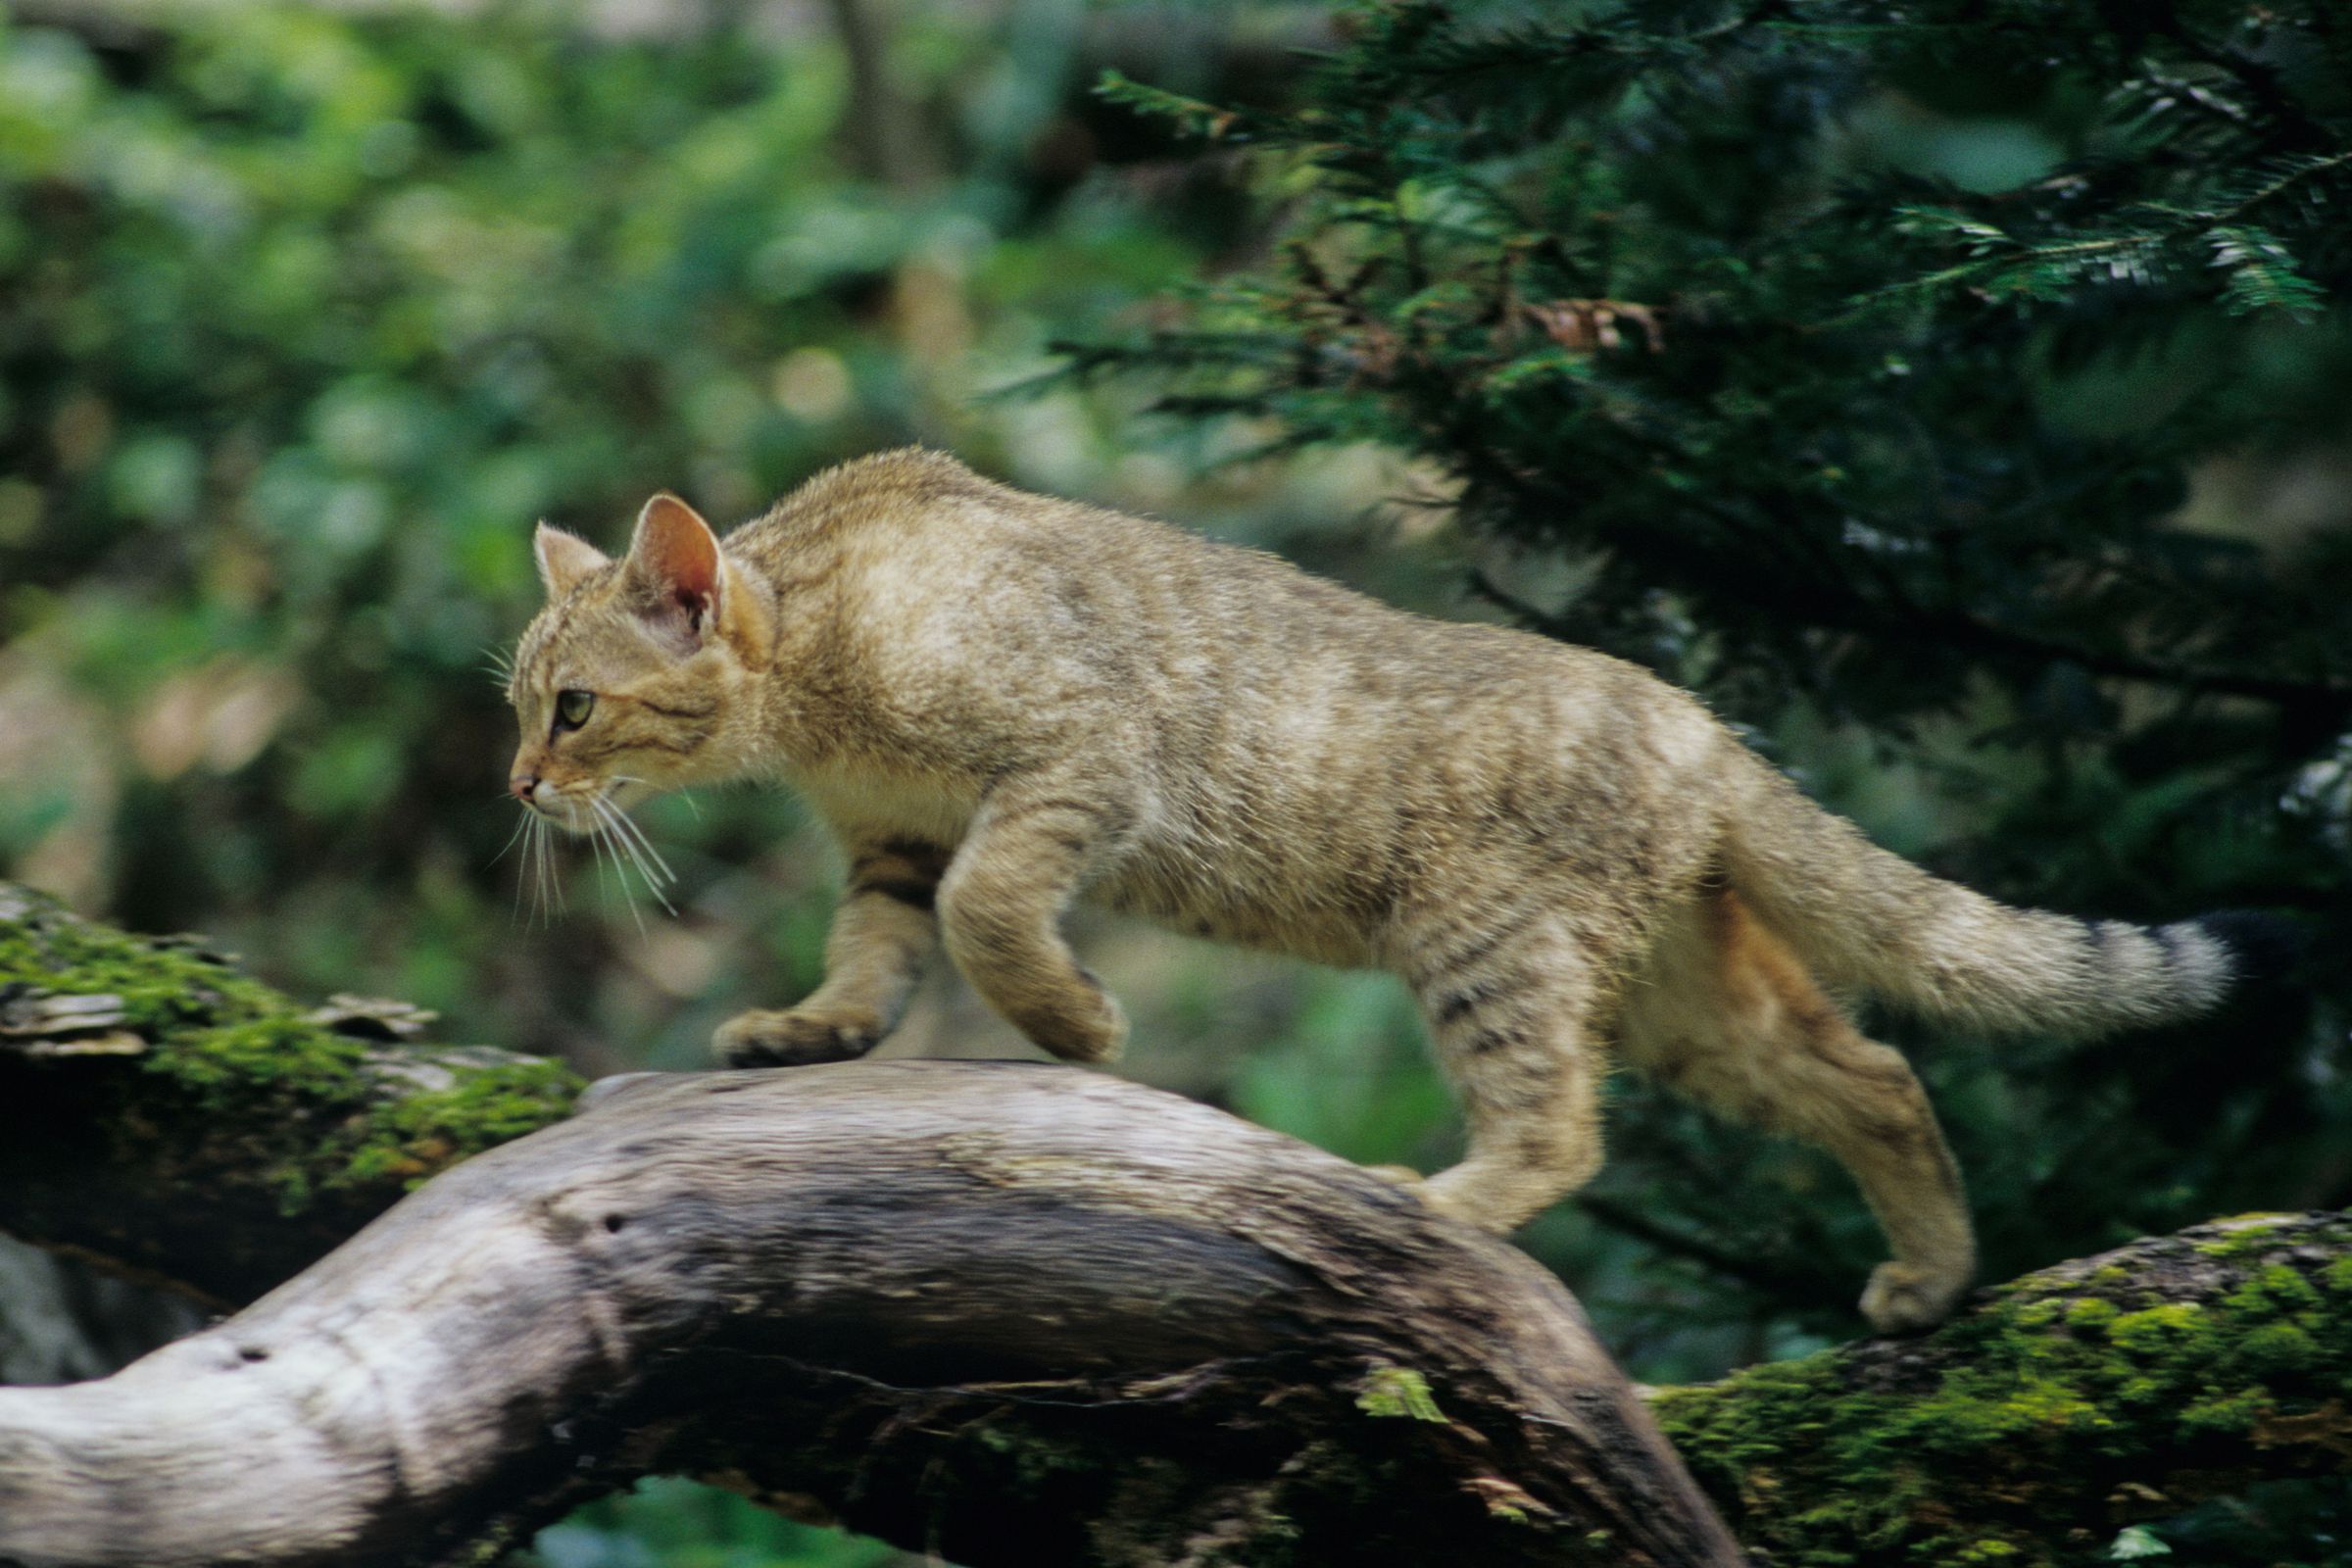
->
553, 689, 595, 733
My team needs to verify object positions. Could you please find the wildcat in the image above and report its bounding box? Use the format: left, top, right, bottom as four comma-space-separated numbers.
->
508, 448, 2277, 1332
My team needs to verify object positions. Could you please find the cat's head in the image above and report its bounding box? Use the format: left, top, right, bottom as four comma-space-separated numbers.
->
505, 493, 774, 833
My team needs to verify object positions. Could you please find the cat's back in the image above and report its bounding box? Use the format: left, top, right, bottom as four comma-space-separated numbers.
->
742, 448, 1246, 575
734, 449, 1387, 662
724, 448, 1013, 575
733, 451, 1686, 714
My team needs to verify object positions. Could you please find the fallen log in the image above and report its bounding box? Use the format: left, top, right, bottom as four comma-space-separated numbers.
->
0, 1062, 1744, 1568
7, 883, 2347, 1566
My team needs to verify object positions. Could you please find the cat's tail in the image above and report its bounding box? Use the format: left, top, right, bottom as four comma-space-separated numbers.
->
1718, 753, 2299, 1037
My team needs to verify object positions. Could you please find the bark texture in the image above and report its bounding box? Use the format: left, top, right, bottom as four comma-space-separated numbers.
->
0, 1063, 1742, 1568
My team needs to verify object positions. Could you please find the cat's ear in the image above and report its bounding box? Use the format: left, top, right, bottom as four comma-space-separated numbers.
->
533, 522, 611, 598
624, 492, 724, 654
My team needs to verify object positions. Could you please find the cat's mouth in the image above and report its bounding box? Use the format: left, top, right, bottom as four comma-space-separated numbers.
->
514, 780, 678, 913
530, 783, 627, 834
523, 777, 656, 831
527, 792, 590, 833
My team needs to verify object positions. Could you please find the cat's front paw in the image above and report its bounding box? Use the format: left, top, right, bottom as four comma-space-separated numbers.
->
1858, 1260, 1969, 1335
713, 1008, 882, 1068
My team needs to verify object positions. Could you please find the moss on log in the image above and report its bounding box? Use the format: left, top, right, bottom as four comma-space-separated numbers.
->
1654, 1211, 2352, 1564
0, 884, 578, 1302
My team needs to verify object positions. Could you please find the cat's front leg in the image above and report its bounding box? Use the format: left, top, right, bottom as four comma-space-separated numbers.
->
936, 774, 1136, 1063
715, 835, 946, 1067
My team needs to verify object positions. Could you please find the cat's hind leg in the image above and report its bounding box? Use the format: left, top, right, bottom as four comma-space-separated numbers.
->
715, 835, 945, 1067
1409, 919, 1617, 1234
1619, 885, 1975, 1333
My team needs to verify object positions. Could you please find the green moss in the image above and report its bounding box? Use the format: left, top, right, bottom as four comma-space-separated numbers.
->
2065, 1298, 2120, 1333
2012, 1298, 2064, 1331
2229, 1321, 2320, 1379
2, 885, 578, 1210
2247, 1264, 2322, 1313
2108, 1302, 2207, 1357
3, 891, 299, 1041
1355, 1364, 1446, 1422
145, 1016, 370, 1103
327, 1058, 582, 1190
1651, 1219, 2352, 1566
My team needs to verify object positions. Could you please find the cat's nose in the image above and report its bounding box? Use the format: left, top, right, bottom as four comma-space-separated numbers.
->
510, 773, 540, 805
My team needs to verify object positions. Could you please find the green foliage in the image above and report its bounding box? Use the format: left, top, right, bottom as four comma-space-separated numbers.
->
521, 1478, 900, 1568
1069, 0, 2352, 1385
1081, 1, 2352, 735
10, 1, 2352, 1558
326, 1055, 582, 1192
0, 0, 1228, 1073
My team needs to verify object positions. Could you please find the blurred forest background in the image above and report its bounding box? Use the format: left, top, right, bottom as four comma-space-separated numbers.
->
2, 0, 2349, 1562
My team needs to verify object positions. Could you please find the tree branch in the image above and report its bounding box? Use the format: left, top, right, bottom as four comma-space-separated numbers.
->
0, 885, 1740, 1567
0, 1062, 1742, 1568
4, 885, 2346, 1568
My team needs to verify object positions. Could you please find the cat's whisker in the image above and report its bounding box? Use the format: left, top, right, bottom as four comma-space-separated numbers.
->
530, 809, 567, 923
507, 813, 532, 927
551, 820, 570, 918
522, 813, 546, 928
612, 832, 659, 930
591, 783, 676, 884
600, 797, 677, 888
535, 814, 557, 927
607, 774, 702, 826
583, 807, 649, 939
585, 809, 616, 902
480, 650, 518, 696
620, 831, 680, 911
587, 798, 653, 914
488, 808, 530, 870
592, 795, 677, 915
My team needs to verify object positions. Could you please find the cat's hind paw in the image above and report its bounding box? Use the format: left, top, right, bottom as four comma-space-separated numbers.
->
1004, 984, 1127, 1064
1858, 1260, 1970, 1335
713, 1008, 881, 1069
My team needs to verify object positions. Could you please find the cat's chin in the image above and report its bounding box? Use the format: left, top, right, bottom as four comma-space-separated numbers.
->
529, 799, 597, 837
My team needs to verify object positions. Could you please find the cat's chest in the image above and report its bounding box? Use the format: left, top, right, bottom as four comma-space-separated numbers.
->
791, 763, 980, 851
